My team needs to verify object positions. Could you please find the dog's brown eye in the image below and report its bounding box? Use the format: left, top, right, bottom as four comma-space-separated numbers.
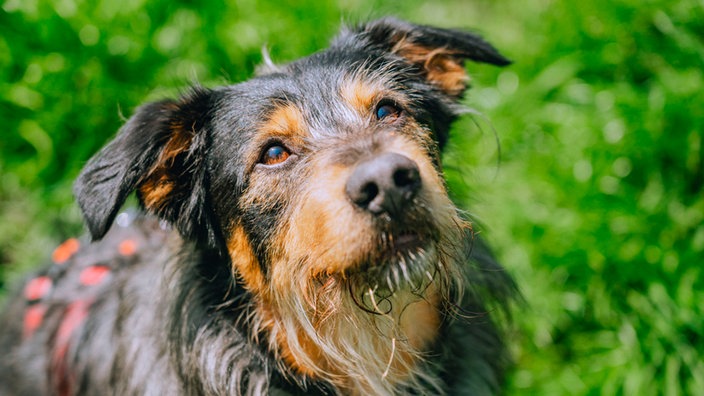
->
260, 144, 291, 166
375, 101, 401, 121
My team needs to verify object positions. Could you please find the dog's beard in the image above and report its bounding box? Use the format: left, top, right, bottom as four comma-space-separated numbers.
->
262, 216, 467, 395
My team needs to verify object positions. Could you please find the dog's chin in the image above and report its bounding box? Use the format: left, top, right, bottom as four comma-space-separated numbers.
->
349, 237, 440, 295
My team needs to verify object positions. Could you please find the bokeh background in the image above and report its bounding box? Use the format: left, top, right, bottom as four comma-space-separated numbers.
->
1, 0, 702, 394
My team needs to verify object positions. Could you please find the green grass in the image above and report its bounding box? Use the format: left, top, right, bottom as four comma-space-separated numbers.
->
1, 0, 703, 394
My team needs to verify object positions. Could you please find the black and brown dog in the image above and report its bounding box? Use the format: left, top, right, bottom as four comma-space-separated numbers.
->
0, 18, 516, 395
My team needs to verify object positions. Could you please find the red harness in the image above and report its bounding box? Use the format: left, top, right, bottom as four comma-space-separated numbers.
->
22, 237, 136, 395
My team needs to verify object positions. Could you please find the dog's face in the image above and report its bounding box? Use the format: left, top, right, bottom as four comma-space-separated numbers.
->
74, 18, 508, 394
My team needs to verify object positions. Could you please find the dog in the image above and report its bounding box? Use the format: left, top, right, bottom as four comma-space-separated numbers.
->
0, 17, 516, 395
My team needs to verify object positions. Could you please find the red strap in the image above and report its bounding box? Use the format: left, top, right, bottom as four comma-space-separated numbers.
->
118, 238, 138, 256
79, 265, 111, 286
51, 265, 111, 395
24, 276, 52, 301
22, 304, 47, 340
52, 300, 92, 396
52, 238, 80, 264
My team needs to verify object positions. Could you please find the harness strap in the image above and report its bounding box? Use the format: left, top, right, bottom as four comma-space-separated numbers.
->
52, 299, 92, 396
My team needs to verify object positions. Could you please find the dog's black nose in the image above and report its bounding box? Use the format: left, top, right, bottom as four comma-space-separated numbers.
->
346, 152, 421, 216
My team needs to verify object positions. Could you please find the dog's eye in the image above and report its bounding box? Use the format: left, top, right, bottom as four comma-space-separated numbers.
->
260, 144, 291, 166
375, 101, 401, 121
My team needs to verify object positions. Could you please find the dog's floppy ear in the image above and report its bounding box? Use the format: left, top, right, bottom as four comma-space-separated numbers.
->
73, 88, 217, 244
344, 17, 510, 97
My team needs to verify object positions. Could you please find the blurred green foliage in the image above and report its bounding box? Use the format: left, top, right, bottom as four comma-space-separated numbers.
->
1, 0, 702, 394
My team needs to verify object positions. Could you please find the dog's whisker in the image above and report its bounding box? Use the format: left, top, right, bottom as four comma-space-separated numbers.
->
382, 337, 397, 381
398, 255, 410, 285
386, 274, 395, 293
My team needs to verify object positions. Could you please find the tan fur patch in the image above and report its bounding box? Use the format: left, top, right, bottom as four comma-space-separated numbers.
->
340, 79, 382, 114
398, 288, 441, 350
139, 174, 173, 210
276, 322, 325, 378
227, 225, 266, 294
393, 40, 469, 97
263, 104, 306, 137
270, 163, 371, 283
139, 125, 194, 210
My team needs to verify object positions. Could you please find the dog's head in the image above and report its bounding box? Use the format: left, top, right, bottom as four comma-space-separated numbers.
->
74, 18, 509, 394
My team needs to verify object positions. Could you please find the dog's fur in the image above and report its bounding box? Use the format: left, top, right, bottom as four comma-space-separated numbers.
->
0, 18, 516, 395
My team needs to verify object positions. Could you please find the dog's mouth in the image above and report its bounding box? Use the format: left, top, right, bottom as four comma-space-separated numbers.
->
349, 228, 441, 293
390, 230, 425, 252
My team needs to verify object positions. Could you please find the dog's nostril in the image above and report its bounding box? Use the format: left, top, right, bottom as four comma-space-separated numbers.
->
358, 182, 380, 207
393, 167, 420, 190
346, 153, 421, 217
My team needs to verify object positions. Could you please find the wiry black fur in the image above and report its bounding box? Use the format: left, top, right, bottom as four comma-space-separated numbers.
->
0, 18, 516, 395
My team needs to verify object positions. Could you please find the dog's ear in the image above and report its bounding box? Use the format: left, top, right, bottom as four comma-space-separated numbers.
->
73, 88, 217, 244
343, 17, 510, 98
